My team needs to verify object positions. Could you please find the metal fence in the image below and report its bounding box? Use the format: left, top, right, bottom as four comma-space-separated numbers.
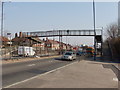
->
1, 45, 61, 60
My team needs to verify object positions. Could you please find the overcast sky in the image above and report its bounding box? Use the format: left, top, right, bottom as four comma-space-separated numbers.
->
1, 2, 118, 45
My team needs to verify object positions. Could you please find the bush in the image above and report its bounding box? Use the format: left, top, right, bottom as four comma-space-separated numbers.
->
108, 37, 120, 58
113, 37, 120, 56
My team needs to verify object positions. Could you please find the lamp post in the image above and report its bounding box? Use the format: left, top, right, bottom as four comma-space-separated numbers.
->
101, 27, 103, 58
1, 0, 12, 37
1, 1, 4, 37
93, 0, 96, 60
0, 1, 4, 61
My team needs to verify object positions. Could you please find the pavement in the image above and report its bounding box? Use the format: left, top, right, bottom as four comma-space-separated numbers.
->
4, 59, 119, 88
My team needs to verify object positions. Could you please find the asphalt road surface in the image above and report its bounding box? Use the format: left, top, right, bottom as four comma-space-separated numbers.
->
2, 56, 82, 87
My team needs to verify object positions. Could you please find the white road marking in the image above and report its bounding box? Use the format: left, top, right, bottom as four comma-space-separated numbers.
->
113, 77, 118, 81
27, 64, 35, 67
49, 61, 53, 62
4, 61, 77, 88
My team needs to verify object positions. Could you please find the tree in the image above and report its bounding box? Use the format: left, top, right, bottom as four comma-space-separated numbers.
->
105, 23, 120, 59
106, 23, 118, 39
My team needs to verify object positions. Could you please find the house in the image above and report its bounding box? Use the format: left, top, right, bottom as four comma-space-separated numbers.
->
57, 42, 73, 51
32, 39, 45, 50
45, 38, 60, 50
12, 32, 42, 46
60, 42, 66, 50
0, 36, 10, 47
12, 32, 29, 46
66, 44, 72, 50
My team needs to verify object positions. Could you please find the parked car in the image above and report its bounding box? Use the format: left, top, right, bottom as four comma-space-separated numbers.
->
61, 51, 76, 61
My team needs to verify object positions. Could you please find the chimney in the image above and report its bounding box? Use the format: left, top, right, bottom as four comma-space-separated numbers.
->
15, 33, 18, 38
19, 32, 22, 37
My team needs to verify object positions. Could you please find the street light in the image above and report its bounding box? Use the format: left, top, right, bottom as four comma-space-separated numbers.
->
1, 1, 4, 37
1, 0, 12, 37
93, 0, 96, 60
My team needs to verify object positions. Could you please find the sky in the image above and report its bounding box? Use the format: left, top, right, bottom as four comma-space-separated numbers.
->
1, 1, 118, 45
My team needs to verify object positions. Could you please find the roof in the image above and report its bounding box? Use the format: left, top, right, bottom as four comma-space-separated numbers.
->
0, 36, 9, 42
12, 37, 42, 43
45, 39, 59, 44
27, 37, 42, 43
12, 37, 28, 42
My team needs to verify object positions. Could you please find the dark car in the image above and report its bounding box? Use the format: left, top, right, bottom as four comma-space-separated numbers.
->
76, 51, 86, 56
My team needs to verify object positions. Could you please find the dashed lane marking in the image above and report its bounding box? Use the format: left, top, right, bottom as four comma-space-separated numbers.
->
27, 64, 36, 67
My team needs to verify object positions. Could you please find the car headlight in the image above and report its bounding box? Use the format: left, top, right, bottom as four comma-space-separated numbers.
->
68, 56, 72, 59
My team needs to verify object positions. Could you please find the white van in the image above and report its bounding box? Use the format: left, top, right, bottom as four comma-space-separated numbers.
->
18, 46, 35, 56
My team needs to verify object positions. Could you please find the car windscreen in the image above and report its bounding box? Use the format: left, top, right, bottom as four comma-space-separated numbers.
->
64, 52, 72, 55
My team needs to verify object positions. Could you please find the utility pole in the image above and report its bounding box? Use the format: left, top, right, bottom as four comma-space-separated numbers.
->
1, 1, 4, 37
0, 1, 4, 61
93, 0, 96, 60
101, 27, 103, 59
1, 0, 12, 36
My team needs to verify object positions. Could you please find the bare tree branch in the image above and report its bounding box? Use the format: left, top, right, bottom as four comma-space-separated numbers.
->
106, 23, 118, 39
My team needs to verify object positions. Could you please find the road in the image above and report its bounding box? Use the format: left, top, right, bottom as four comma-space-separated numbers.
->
2, 56, 81, 87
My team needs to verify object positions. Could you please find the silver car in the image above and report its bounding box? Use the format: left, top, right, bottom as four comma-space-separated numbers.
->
61, 51, 76, 61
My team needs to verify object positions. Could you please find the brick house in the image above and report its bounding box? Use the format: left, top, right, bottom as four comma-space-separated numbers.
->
32, 39, 45, 50
12, 32, 42, 46
66, 44, 73, 50
45, 38, 60, 50
0, 36, 10, 47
